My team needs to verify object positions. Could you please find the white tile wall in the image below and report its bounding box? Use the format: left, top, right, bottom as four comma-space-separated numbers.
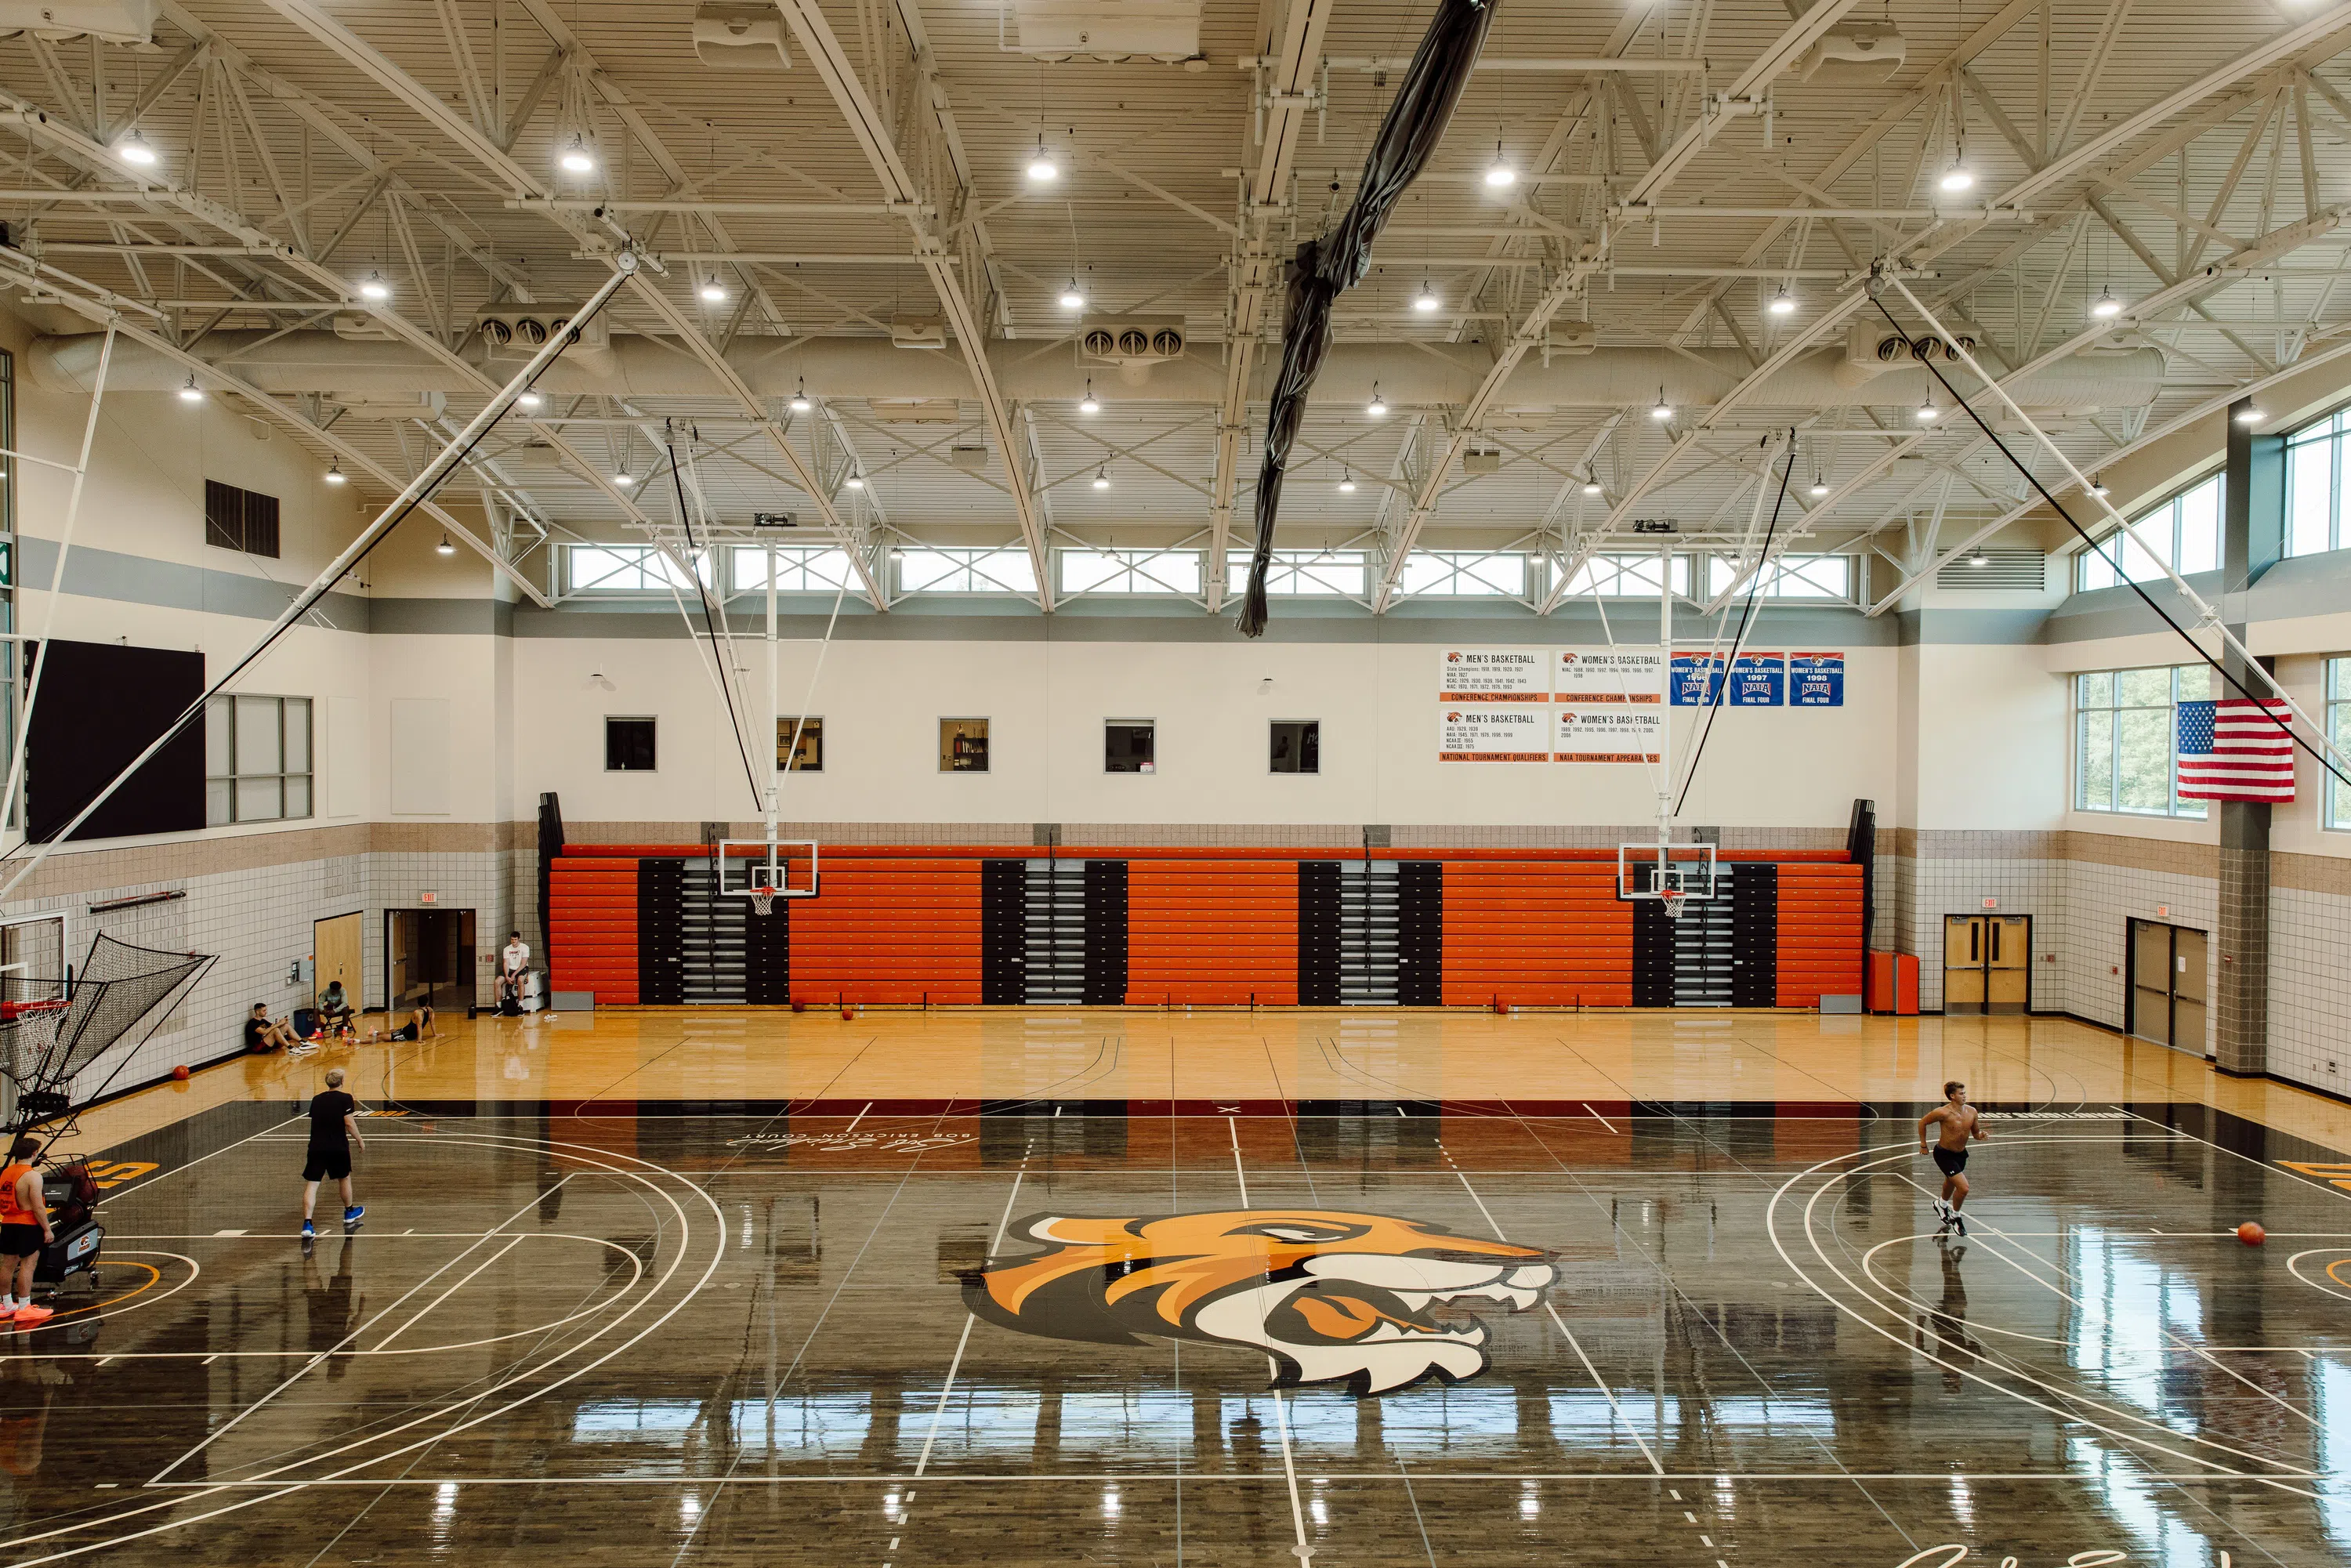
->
2269, 884, 2351, 1098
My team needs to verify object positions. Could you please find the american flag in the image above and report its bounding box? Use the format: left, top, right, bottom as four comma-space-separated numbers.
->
2177, 698, 2296, 802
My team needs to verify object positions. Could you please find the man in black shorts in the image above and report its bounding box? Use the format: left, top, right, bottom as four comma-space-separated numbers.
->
1918, 1079, 1989, 1235
245, 1003, 301, 1054
301, 1066, 365, 1240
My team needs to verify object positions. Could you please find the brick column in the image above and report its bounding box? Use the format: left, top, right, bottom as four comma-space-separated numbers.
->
2213, 397, 2282, 1076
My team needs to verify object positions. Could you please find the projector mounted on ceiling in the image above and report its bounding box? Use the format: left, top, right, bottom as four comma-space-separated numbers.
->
1797, 21, 1906, 85
691, 3, 792, 69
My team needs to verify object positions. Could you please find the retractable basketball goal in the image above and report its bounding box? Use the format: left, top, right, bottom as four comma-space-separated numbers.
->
718, 838, 820, 915
1617, 841, 1718, 922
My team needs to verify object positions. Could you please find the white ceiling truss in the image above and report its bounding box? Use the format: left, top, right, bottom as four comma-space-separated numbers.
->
0, 1, 2348, 614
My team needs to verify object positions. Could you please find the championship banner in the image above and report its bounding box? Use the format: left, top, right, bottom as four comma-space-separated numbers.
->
1555, 704, 1664, 764
1439, 707, 1550, 762
1439, 648, 1549, 701
1668, 651, 1726, 706
1788, 651, 1845, 707
1555, 648, 1665, 704
1727, 651, 1785, 707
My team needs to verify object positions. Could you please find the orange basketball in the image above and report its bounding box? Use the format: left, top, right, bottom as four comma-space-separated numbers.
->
2237, 1221, 2266, 1247
170, 1064, 190, 1081
841, 1005, 856, 1020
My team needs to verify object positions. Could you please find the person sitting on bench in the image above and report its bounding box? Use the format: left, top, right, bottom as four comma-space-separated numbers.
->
314, 980, 355, 1036
245, 1003, 302, 1054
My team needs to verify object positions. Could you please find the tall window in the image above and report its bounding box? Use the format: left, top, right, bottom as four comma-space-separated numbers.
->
2287, 407, 2351, 557
2076, 474, 2221, 589
205, 695, 313, 825
2329, 659, 2351, 831
2074, 665, 2209, 818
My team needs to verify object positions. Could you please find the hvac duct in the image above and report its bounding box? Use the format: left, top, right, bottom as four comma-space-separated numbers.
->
31, 331, 2170, 413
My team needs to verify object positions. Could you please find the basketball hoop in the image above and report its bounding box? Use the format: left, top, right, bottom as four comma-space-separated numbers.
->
1659, 889, 1689, 922
750, 889, 775, 917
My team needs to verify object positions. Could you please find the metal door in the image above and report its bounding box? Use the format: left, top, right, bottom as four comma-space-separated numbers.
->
1986, 915, 2030, 1012
2129, 919, 2172, 1045
2172, 927, 2209, 1054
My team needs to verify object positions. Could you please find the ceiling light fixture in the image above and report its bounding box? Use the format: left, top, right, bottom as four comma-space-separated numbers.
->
1367, 384, 1388, 418
1938, 164, 1975, 194
1809, 475, 1830, 498
1338, 470, 1357, 493
698, 277, 728, 303
437, 534, 456, 556
844, 471, 864, 489
1767, 287, 1796, 317
2236, 405, 2266, 425
558, 135, 598, 175
1026, 139, 1058, 183
1581, 474, 1603, 496
178, 375, 204, 403
324, 462, 346, 486
1915, 394, 1941, 422
1650, 389, 1672, 421
2090, 286, 2122, 320
1969, 546, 1991, 568
789, 378, 812, 413
517, 389, 543, 409
358, 271, 390, 302
1092, 467, 1110, 491
1412, 279, 1441, 313
2090, 476, 2111, 498
115, 129, 158, 167
1079, 379, 1100, 415
1059, 278, 1086, 310
1483, 141, 1516, 188
613, 471, 636, 487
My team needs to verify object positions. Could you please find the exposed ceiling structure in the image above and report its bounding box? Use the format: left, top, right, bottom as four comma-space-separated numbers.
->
5, 0, 2351, 616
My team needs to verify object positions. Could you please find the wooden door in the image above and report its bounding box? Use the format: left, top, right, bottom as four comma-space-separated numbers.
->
1943, 916, 1987, 1010
1986, 915, 2030, 1012
2129, 920, 2172, 1045
313, 912, 360, 1006
2172, 927, 2208, 1055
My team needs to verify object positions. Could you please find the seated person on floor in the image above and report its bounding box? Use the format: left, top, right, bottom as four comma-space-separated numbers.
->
368, 1005, 436, 1044
245, 1003, 302, 1053
315, 980, 354, 1035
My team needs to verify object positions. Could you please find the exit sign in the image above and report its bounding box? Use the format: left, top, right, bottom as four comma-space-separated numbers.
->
1981, 896, 1998, 910
420, 891, 437, 904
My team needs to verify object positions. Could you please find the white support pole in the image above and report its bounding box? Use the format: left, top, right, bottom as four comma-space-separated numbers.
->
1, 321, 116, 844
1883, 274, 2351, 783
1656, 540, 1674, 852
0, 262, 636, 904
765, 542, 780, 879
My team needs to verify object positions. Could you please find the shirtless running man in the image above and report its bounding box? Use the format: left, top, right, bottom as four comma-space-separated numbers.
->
1918, 1081, 1990, 1236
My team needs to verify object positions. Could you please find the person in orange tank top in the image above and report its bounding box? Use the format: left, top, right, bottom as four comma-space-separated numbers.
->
0, 1138, 53, 1325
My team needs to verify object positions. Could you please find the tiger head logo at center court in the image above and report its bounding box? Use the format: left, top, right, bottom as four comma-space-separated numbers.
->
963, 1209, 1556, 1395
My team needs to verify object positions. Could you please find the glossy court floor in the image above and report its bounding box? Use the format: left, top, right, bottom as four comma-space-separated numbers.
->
7, 1008, 2350, 1567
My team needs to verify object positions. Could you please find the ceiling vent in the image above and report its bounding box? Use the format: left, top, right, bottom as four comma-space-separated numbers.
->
1012, 0, 1202, 62
867, 398, 962, 424
1937, 549, 2045, 591
1078, 317, 1186, 367
890, 318, 947, 350
691, 3, 792, 68
0, 2, 157, 45
1797, 21, 1905, 85
1462, 449, 1504, 474
473, 306, 611, 357
949, 445, 991, 472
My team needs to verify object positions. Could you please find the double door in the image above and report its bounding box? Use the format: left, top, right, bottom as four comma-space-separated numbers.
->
2128, 919, 2209, 1055
1943, 914, 2030, 1013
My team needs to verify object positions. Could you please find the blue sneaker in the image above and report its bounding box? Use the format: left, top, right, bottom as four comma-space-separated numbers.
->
300, 1220, 314, 1238
342, 1205, 364, 1225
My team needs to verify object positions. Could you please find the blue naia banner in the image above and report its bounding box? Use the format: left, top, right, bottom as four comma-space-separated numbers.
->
1788, 652, 1845, 706
1728, 651, 1785, 707
1669, 651, 1724, 706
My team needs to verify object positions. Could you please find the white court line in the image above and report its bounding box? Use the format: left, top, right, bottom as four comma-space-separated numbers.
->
1267, 1386, 1315, 1563
371, 1234, 529, 1350
1228, 1116, 1249, 1208
1440, 1143, 1664, 1476
148, 1469, 2351, 1487
1581, 1103, 1620, 1135
1767, 1138, 2327, 1499
846, 1103, 874, 1133
146, 1172, 574, 1484
0, 1129, 723, 1567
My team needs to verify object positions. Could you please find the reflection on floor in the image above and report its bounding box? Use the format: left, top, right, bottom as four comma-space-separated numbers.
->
13, 1011, 2350, 1563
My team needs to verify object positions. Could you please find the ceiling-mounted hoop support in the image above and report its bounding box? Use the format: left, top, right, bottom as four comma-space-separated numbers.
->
1617, 842, 1717, 904
718, 838, 820, 904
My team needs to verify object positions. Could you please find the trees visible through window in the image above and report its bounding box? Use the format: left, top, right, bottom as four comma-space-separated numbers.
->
2074, 665, 2209, 818
2076, 474, 2221, 590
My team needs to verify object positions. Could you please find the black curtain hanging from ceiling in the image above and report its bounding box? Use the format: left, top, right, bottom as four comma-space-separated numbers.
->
1236, 0, 1502, 637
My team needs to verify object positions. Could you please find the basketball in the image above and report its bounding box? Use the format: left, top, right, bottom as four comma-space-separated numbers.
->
841, 1005, 856, 1020
2238, 1221, 2266, 1246
170, 1064, 190, 1081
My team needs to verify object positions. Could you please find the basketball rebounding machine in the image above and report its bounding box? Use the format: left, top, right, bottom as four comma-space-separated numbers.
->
0, 932, 212, 1299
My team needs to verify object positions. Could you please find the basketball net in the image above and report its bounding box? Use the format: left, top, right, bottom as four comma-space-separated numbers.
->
1659, 889, 1689, 922
750, 889, 775, 917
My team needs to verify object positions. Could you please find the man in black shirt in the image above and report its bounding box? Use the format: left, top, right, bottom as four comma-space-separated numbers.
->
300, 1066, 366, 1240
245, 1003, 300, 1054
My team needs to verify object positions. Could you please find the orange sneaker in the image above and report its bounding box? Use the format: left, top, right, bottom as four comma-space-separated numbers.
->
11, 1305, 53, 1326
